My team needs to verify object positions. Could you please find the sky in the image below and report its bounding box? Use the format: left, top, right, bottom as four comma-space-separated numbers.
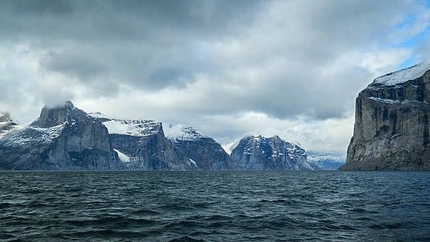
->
1, 0, 430, 155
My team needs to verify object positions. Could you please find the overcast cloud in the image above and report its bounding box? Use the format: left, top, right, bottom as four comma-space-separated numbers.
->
1, 0, 429, 154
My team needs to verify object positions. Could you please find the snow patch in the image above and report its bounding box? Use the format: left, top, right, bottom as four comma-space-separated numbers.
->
307, 153, 346, 163
104, 119, 161, 137
115, 149, 131, 163
368, 97, 401, 104
373, 61, 430, 86
164, 124, 207, 141
188, 158, 197, 166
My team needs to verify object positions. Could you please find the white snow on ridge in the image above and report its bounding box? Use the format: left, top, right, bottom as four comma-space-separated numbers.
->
373, 61, 430, 86
88, 112, 112, 120
164, 124, 207, 141
368, 97, 400, 104
103, 119, 161, 137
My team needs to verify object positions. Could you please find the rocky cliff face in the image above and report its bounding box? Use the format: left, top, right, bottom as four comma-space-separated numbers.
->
97, 117, 197, 170
341, 62, 430, 170
230, 135, 314, 171
0, 102, 121, 170
165, 124, 233, 170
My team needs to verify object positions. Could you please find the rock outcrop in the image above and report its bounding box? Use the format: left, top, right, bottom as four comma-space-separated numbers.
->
95, 116, 197, 170
0, 102, 121, 170
230, 135, 315, 171
165, 124, 233, 170
341, 62, 430, 170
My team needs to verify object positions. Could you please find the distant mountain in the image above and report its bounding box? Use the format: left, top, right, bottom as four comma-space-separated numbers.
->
306, 152, 345, 170
0, 104, 317, 172
230, 135, 316, 171
0, 102, 121, 170
165, 124, 233, 170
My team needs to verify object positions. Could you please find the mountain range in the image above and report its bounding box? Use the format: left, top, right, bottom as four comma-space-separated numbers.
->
0, 103, 342, 171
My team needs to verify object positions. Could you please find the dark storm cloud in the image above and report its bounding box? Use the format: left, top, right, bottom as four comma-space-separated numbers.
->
0, 0, 264, 91
0, 0, 427, 121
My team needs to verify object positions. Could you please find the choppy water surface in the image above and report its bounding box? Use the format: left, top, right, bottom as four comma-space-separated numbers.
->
1, 171, 429, 241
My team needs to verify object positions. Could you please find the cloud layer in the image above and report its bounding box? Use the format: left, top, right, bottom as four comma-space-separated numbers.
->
1, 0, 429, 154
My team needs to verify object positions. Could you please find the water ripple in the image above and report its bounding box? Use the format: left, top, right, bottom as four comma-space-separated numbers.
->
0, 171, 430, 241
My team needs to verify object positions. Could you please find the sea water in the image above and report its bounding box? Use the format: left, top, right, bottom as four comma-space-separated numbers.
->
1, 171, 429, 241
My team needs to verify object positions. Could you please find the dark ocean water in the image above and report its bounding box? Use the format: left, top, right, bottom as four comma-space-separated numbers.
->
1, 171, 430, 242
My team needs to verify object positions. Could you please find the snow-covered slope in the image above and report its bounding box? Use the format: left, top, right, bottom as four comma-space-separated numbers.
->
89, 112, 162, 137
164, 124, 208, 141
103, 119, 162, 137
373, 61, 430, 86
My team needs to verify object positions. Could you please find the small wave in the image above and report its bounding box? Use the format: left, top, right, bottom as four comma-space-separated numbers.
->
65, 216, 156, 228
63, 229, 148, 240
168, 236, 205, 242
131, 208, 160, 216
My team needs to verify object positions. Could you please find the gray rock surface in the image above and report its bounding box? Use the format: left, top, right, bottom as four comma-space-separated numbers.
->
230, 135, 314, 171
0, 102, 121, 170
341, 62, 430, 170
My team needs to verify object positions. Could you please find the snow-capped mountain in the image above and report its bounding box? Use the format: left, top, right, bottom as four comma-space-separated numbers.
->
230, 135, 316, 171
0, 102, 121, 170
165, 124, 233, 170
307, 152, 345, 170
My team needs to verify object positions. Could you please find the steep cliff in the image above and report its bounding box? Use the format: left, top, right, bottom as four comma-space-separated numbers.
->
165, 124, 233, 170
341, 62, 430, 170
0, 102, 121, 170
230, 135, 315, 171
98, 117, 197, 170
